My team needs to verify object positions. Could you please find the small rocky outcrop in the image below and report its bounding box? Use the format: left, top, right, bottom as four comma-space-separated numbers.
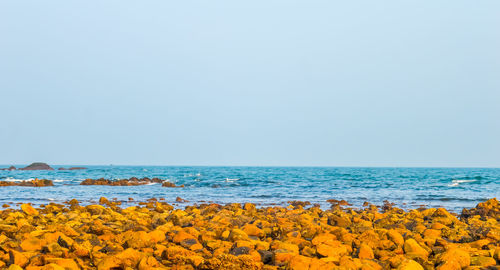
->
162, 181, 184, 188
80, 177, 166, 186
0, 179, 54, 187
19, 163, 54, 171
0, 166, 16, 171
58, 167, 88, 170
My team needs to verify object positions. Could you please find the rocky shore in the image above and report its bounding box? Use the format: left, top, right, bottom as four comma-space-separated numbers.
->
0, 198, 498, 270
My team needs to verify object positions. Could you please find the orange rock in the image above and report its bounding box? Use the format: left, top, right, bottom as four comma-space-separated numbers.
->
9, 250, 29, 267
397, 259, 424, 270
96, 256, 122, 270
437, 248, 470, 268
358, 243, 374, 259
44, 258, 79, 270
289, 255, 312, 269
20, 238, 44, 252
403, 239, 429, 259
21, 203, 39, 215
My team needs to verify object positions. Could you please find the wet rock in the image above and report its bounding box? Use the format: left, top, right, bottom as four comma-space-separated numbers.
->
81, 177, 165, 186
0, 179, 54, 187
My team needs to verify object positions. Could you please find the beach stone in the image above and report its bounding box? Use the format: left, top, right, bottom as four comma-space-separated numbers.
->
403, 239, 429, 259
358, 243, 374, 259
397, 259, 424, 270
229, 229, 249, 241
21, 204, 39, 215
437, 248, 470, 268
289, 255, 312, 269
20, 238, 43, 251
9, 250, 29, 267
470, 256, 496, 267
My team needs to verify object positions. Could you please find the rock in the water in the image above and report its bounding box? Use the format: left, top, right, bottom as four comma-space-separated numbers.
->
0, 179, 54, 187
19, 162, 54, 170
80, 177, 165, 186
0, 166, 16, 171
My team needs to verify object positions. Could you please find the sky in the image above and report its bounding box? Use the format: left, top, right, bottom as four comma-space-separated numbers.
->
0, 1, 499, 167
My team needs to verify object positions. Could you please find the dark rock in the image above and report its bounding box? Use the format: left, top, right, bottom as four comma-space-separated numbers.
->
258, 250, 274, 264
230, 246, 250, 256
19, 162, 54, 171
0, 166, 16, 171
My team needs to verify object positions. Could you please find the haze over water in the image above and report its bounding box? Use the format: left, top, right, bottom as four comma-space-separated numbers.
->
1, 166, 498, 212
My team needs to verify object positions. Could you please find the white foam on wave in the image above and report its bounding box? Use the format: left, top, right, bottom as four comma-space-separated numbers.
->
225, 178, 239, 182
448, 179, 477, 187
1, 177, 34, 182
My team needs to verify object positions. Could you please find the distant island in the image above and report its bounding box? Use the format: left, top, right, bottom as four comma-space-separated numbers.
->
0, 162, 87, 171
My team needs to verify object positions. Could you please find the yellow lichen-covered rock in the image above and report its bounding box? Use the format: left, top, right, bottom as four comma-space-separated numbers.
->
0, 198, 495, 269
387, 229, 404, 246
7, 265, 24, 270
437, 248, 470, 268
289, 255, 312, 269
436, 260, 461, 270
97, 256, 122, 270
397, 259, 424, 270
9, 250, 29, 267
470, 256, 496, 267
44, 258, 79, 270
403, 238, 429, 259
358, 243, 374, 259
20, 238, 44, 251
21, 203, 39, 215
229, 228, 250, 241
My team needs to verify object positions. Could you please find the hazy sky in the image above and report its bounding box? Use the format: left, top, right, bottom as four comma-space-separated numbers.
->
1, 1, 499, 167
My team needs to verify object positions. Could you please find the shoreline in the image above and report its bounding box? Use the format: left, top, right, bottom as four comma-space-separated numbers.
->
0, 198, 498, 269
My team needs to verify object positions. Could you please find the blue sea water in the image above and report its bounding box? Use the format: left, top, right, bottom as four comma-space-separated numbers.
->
0, 166, 498, 212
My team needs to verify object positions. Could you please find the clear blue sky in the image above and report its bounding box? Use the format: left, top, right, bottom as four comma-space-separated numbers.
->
1, 1, 499, 167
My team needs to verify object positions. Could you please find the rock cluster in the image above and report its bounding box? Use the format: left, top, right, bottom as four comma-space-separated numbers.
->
79, 177, 183, 187
0, 198, 498, 270
80, 177, 165, 186
0, 179, 54, 187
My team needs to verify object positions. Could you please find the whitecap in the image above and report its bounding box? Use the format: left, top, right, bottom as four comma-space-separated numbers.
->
452, 179, 477, 184
448, 179, 477, 187
2, 177, 34, 182
225, 178, 239, 182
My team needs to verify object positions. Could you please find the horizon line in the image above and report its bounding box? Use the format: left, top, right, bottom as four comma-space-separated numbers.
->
1, 163, 499, 169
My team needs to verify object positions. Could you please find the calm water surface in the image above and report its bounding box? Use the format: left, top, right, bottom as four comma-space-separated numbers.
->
0, 166, 498, 212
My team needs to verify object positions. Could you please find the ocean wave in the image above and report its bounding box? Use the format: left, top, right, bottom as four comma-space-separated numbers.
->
225, 178, 239, 182
1, 177, 35, 182
448, 179, 478, 187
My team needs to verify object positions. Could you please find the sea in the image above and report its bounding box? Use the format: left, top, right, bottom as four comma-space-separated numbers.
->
0, 166, 498, 212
